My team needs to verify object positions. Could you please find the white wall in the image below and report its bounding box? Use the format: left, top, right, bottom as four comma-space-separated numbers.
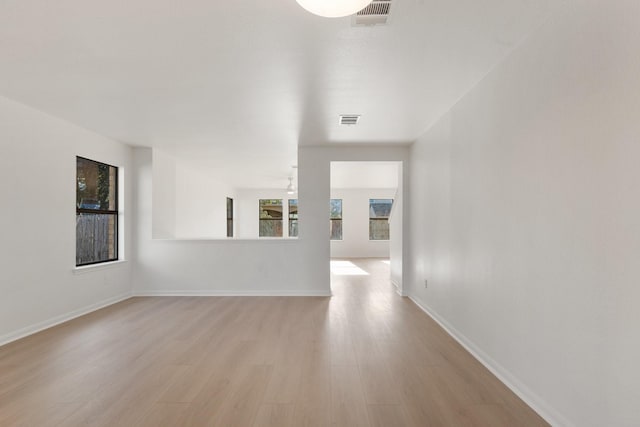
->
299, 145, 410, 295
389, 164, 403, 289
0, 95, 132, 344
175, 161, 235, 239
329, 188, 395, 259
132, 148, 323, 295
331, 161, 398, 189
131, 145, 409, 296
152, 149, 176, 239
235, 188, 297, 239
408, 1, 640, 425
152, 151, 234, 239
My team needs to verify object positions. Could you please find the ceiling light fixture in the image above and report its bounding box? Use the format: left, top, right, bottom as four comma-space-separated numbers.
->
296, 0, 372, 18
286, 176, 296, 195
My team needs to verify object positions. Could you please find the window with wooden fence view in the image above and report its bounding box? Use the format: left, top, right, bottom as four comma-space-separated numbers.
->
369, 199, 393, 240
76, 157, 118, 266
330, 199, 342, 240
288, 199, 298, 237
259, 199, 283, 237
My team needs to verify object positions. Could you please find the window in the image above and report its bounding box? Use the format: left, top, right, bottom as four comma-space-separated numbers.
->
259, 199, 283, 237
369, 199, 393, 240
330, 199, 342, 240
226, 197, 234, 237
76, 157, 118, 266
288, 199, 298, 237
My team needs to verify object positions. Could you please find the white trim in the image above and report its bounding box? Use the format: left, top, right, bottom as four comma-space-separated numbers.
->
0, 292, 132, 347
408, 295, 572, 427
73, 259, 127, 274
390, 279, 405, 296
133, 290, 332, 297
151, 237, 300, 242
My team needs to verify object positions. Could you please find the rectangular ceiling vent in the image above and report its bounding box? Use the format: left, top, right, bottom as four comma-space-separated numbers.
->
353, 0, 391, 26
339, 114, 361, 125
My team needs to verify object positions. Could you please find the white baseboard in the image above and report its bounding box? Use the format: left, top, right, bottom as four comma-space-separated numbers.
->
0, 292, 132, 348
133, 289, 332, 297
409, 295, 572, 427
390, 279, 405, 296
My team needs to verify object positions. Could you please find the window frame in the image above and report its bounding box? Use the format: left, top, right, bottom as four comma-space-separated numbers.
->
330, 198, 343, 241
226, 197, 234, 238
369, 198, 393, 241
76, 156, 119, 267
288, 199, 298, 238
259, 199, 284, 238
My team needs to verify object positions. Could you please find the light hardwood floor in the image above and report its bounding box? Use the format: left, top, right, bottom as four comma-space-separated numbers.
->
0, 259, 548, 426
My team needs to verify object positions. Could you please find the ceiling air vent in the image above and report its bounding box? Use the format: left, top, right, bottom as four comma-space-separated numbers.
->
339, 114, 361, 125
353, 0, 391, 26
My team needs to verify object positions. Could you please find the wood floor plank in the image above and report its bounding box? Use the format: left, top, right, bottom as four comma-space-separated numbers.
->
210, 365, 272, 427
291, 402, 331, 427
253, 404, 295, 427
331, 364, 371, 427
180, 369, 236, 426
358, 363, 402, 405
262, 363, 303, 404
295, 362, 331, 407
135, 402, 191, 427
367, 404, 410, 427
0, 258, 549, 427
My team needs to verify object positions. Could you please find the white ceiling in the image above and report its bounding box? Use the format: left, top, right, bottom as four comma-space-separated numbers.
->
331, 161, 399, 189
0, 0, 561, 188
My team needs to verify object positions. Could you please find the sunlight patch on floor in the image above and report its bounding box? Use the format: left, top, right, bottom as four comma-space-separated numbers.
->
330, 260, 369, 276
381, 260, 390, 265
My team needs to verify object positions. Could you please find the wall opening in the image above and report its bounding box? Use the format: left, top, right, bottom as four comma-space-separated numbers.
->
329, 161, 403, 293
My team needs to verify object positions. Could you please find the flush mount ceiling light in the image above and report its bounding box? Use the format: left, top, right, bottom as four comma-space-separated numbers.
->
296, 0, 372, 18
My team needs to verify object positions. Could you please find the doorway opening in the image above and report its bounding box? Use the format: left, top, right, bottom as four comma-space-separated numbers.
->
329, 161, 403, 294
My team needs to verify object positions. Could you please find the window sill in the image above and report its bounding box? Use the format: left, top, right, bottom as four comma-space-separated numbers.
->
73, 260, 127, 275
152, 237, 300, 242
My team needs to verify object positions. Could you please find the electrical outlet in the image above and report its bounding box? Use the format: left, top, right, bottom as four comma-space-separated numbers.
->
424, 279, 428, 288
